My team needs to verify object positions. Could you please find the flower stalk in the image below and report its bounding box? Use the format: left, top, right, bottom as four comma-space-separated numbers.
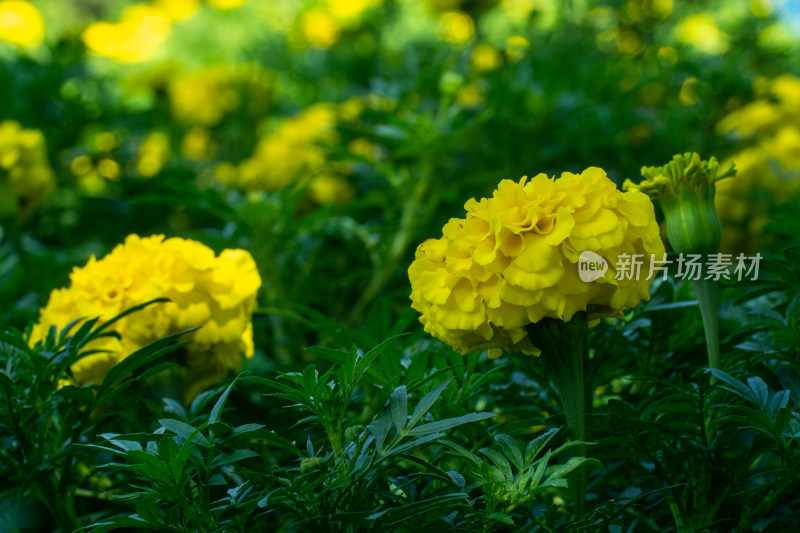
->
525, 312, 589, 515
626, 153, 736, 372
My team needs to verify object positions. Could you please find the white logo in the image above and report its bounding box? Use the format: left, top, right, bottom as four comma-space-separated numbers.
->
578, 251, 608, 282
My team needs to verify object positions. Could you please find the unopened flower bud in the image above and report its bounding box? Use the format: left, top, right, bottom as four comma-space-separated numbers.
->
625, 152, 736, 255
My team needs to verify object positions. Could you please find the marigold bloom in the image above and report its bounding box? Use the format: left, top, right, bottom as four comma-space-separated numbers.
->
0, 0, 44, 49
30, 235, 262, 400
471, 43, 502, 73
168, 67, 240, 126
436, 11, 474, 44
676, 13, 728, 55
83, 5, 172, 64
714, 74, 800, 251
0, 120, 55, 221
153, 0, 200, 21
301, 9, 340, 49
137, 131, 170, 178
409, 168, 664, 356
223, 103, 338, 191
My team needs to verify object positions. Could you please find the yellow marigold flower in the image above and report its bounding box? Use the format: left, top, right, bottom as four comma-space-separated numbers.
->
716, 126, 800, 252
325, 0, 380, 23
436, 11, 474, 44
96, 158, 120, 181
714, 74, 800, 251
153, 0, 200, 21
0, 120, 55, 221
505, 35, 530, 62
676, 13, 728, 55
348, 137, 380, 162
137, 131, 170, 178
471, 43, 502, 73
83, 5, 172, 64
30, 234, 262, 401
455, 83, 484, 107
301, 8, 340, 49
409, 168, 664, 357
231, 104, 338, 191
308, 174, 354, 205
0, 0, 44, 49
181, 126, 216, 160
70, 155, 93, 176
168, 66, 240, 126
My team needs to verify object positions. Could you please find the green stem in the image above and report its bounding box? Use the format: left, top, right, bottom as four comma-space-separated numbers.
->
350, 160, 435, 322
525, 312, 589, 515
691, 279, 719, 372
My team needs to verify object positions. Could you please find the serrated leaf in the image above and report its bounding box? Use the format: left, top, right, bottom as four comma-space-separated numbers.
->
494, 434, 523, 471
747, 376, 770, 408
525, 427, 559, 464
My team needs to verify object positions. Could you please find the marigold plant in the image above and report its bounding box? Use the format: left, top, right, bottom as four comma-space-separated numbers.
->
30, 234, 262, 400
408, 167, 664, 357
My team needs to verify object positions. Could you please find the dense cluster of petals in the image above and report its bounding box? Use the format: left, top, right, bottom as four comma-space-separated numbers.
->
30, 234, 261, 399
409, 168, 664, 356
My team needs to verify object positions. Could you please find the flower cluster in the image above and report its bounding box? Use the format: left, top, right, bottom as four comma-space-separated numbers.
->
409, 168, 664, 356
30, 234, 262, 400
215, 103, 340, 192
715, 74, 800, 252
0, 120, 55, 221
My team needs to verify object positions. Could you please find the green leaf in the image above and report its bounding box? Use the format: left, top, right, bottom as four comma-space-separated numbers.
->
0, 370, 14, 397
494, 434, 523, 471
211, 449, 260, 468
525, 427, 559, 464
708, 369, 756, 402
747, 376, 770, 408
135, 496, 160, 523
480, 447, 512, 480
354, 335, 405, 385
390, 385, 408, 432
368, 410, 393, 453
210, 373, 244, 425
487, 512, 515, 526
97, 331, 193, 401
159, 419, 209, 447
228, 423, 266, 439
407, 377, 451, 430
408, 412, 494, 437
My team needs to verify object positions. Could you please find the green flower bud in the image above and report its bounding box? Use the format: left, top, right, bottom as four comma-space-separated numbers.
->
624, 152, 736, 255
344, 424, 365, 441
299, 457, 325, 474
